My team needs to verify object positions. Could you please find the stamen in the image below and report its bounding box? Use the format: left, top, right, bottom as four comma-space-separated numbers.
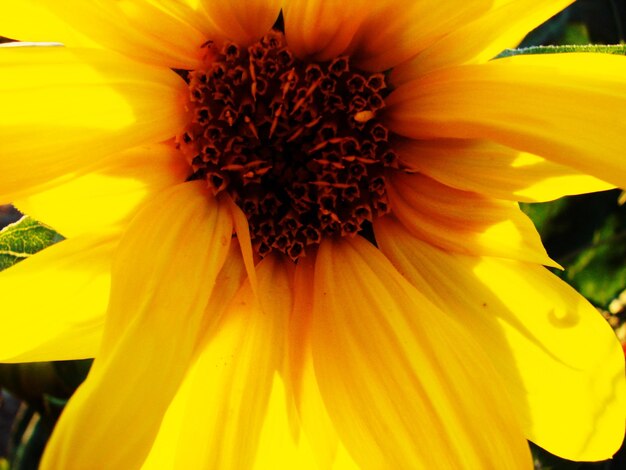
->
354, 110, 375, 123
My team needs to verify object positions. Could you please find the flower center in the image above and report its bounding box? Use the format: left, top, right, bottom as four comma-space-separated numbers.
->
178, 31, 397, 260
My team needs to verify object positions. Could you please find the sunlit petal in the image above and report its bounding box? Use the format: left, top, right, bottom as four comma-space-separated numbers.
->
376, 217, 626, 461
15, 143, 189, 237
23, 1, 213, 68
0, 47, 186, 202
201, 0, 282, 47
311, 236, 532, 468
350, 0, 495, 71
41, 182, 232, 469
0, 231, 118, 362
285, 255, 357, 469
283, 0, 370, 61
385, 54, 626, 188
0, 0, 98, 46
395, 138, 613, 202
388, 172, 556, 266
145, 255, 291, 469
392, 0, 574, 81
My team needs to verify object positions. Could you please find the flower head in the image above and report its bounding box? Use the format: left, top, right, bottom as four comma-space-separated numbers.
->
0, 1, 625, 468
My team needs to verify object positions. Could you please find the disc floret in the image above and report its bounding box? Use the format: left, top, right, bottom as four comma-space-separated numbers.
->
179, 31, 397, 260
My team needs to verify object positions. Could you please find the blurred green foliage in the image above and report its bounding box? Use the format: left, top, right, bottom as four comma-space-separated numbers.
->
521, 0, 625, 47
522, 190, 626, 308
0, 361, 91, 470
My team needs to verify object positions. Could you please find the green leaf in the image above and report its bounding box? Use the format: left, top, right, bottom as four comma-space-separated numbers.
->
0, 216, 63, 271
497, 44, 626, 58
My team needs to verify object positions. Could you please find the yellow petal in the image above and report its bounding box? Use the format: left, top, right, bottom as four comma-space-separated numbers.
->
201, 0, 281, 47
395, 138, 613, 202
283, 0, 370, 61
350, 0, 496, 71
142, 241, 249, 469
15, 143, 189, 237
311, 236, 533, 468
0, 231, 118, 362
388, 172, 556, 266
254, 374, 343, 470
0, 46, 186, 202
146, 252, 359, 470
392, 0, 574, 82
144, 255, 292, 469
41, 182, 232, 470
0, 1, 98, 46
376, 216, 626, 461
142, 241, 243, 468
146, 371, 358, 470
285, 255, 354, 469
385, 53, 626, 188
19, 1, 214, 68
226, 195, 259, 299
253, 370, 360, 470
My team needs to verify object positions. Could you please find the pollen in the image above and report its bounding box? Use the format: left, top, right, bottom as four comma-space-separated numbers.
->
178, 31, 398, 261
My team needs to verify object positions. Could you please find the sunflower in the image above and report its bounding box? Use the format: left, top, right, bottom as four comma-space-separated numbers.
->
1, 0, 625, 468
